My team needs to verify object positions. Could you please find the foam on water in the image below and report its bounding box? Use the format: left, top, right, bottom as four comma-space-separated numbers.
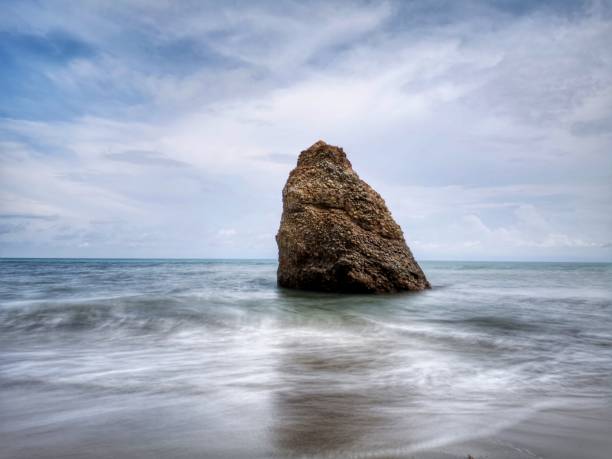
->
1, 259, 611, 458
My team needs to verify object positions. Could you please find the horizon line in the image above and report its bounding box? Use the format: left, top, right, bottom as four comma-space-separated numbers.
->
1, 257, 610, 264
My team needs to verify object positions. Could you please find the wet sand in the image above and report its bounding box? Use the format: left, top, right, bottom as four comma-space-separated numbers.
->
419, 405, 612, 459
3, 385, 610, 459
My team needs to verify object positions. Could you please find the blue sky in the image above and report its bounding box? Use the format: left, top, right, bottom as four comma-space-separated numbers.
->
0, 0, 611, 261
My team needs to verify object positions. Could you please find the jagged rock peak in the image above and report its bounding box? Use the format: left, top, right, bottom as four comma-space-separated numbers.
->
296, 140, 352, 169
276, 141, 430, 294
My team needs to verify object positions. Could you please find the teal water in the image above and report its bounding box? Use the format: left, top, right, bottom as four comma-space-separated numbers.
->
1, 259, 611, 458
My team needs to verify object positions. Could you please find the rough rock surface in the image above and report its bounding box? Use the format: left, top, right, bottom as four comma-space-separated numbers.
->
276, 141, 430, 293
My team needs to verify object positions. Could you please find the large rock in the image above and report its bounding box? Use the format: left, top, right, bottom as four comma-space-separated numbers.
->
276, 141, 430, 293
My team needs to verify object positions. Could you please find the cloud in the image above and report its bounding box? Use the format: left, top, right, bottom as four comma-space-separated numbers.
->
0, 0, 611, 260
256, 153, 297, 165
0, 213, 58, 221
105, 150, 189, 168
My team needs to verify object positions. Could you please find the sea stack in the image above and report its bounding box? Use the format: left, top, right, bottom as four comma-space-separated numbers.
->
276, 141, 430, 293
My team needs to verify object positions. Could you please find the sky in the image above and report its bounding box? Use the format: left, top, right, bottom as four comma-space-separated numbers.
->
0, 0, 611, 261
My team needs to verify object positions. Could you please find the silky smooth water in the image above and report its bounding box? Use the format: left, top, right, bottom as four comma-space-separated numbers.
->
1, 259, 611, 458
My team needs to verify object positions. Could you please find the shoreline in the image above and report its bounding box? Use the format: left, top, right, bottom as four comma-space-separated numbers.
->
416, 404, 612, 459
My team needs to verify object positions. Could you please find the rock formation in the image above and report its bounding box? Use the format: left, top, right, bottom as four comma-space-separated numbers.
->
276, 140, 430, 293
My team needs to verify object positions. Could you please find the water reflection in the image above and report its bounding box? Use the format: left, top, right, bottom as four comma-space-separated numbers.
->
271, 301, 405, 456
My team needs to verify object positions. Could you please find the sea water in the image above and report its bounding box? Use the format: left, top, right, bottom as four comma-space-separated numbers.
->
1, 259, 611, 458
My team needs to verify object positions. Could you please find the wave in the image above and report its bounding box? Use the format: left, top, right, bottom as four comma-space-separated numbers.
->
434, 315, 543, 332
0, 296, 242, 333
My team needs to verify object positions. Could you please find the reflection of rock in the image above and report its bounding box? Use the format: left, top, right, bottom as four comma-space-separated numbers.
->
274, 389, 378, 454
272, 335, 391, 456
276, 140, 430, 293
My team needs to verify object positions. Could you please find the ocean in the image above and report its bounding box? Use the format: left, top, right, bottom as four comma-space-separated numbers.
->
1, 259, 611, 459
